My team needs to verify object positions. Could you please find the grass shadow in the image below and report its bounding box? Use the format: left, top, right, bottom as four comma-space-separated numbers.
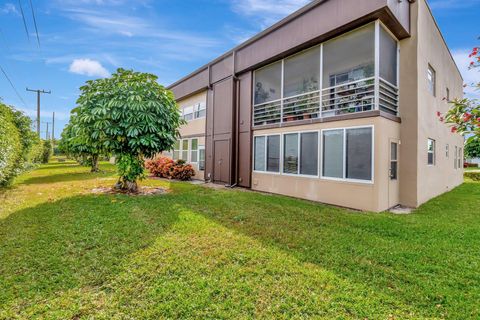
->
0, 194, 181, 311
169, 181, 480, 318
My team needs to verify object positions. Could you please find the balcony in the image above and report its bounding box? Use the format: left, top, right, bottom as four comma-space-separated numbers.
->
253, 21, 399, 127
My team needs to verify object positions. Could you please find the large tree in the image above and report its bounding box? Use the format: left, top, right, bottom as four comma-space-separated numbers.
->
59, 115, 103, 172
73, 68, 183, 192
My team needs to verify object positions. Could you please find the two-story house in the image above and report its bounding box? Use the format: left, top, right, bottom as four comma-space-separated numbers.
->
167, 0, 464, 212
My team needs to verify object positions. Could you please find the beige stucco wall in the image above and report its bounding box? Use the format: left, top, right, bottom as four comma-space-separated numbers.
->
177, 91, 207, 138
251, 116, 400, 212
414, 0, 464, 206
177, 91, 207, 180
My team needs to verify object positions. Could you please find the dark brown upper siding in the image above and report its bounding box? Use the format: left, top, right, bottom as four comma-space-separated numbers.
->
169, 0, 411, 100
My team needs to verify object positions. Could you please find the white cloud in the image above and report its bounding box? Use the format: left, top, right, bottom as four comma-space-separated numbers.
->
429, 0, 480, 10
0, 3, 19, 15
69, 58, 110, 77
452, 49, 480, 99
231, 0, 311, 28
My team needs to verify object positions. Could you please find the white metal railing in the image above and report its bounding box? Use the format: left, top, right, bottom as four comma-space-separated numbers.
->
378, 78, 399, 115
321, 77, 375, 117
253, 77, 398, 126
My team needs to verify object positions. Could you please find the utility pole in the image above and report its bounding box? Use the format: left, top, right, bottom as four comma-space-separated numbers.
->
52, 112, 55, 147
45, 122, 49, 140
26, 88, 51, 137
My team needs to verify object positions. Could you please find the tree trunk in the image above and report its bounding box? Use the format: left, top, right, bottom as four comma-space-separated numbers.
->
91, 154, 99, 172
114, 179, 138, 193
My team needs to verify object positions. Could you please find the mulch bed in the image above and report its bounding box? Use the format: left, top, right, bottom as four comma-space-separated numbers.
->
91, 186, 168, 196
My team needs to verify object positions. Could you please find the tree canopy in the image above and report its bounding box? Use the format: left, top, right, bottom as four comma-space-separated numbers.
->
66, 68, 183, 191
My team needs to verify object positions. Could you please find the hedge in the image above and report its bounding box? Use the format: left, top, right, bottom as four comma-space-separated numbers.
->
0, 102, 46, 186
465, 172, 480, 182
0, 103, 22, 186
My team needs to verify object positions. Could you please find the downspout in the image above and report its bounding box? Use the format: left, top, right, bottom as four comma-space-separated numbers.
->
226, 51, 240, 189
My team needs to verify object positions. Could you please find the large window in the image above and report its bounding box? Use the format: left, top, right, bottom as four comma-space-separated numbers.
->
322, 130, 344, 179
284, 47, 320, 97
322, 127, 373, 182
254, 127, 372, 181
267, 135, 281, 172
323, 24, 375, 89
427, 65, 436, 96
173, 138, 202, 164
427, 139, 436, 165
194, 103, 206, 119
283, 132, 319, 176
252, 22, 399, 126
254, 62, 282, 105
254, 135, 280, 173
283, 134, 299, 174
379, 27, 398, 86
181, 102, 206, 121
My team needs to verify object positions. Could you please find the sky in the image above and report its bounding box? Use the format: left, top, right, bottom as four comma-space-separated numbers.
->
0, 0, 479, 139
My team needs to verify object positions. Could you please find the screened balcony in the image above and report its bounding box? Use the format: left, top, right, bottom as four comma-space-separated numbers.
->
253, 21, 399, 127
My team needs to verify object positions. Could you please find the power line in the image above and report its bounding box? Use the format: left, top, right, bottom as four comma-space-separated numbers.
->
0, 64, 27, 107
17, 0, 30, 43
28, 0, 40, 48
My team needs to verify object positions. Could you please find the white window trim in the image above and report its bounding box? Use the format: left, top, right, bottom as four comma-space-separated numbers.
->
190, 138, 199, 164
427, 138, 436, 166
253, 134, 282, 175
321, 125, 375, 184
253, 125, 374, 183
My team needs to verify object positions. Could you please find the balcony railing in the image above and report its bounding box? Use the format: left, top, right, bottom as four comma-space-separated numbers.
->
253, 77, 398, 127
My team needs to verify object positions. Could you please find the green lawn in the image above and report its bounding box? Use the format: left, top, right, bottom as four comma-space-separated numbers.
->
1, 161, 479, 319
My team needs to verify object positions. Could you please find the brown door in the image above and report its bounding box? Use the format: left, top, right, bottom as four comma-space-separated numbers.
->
214, 140, 230, 184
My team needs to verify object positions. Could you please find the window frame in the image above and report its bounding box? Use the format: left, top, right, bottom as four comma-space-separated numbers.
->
198, 145, 205, 171
252, 125, 374, 184
458, 147, 463, 169
427, 64, 436, 97
190, 138, 199, 164
321, 125, 375, 184
427, 138, 436, 166
454, 146, 458, 169
282, 130, 320, 178
390, 142, 398, 181
253, 134, 281, 175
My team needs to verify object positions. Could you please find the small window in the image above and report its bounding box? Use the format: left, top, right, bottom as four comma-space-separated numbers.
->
190, 139, 198, 163
458, 148, 463, 169
454, 146, 458, 169
194, 103, 206, 119
446, 144, 449, 158
182, 106, 194, 121
446, 88, 450, 101
427, 65, 436, 96
427, 139, 436, 165
182, 140, 189, 161
199, 145, 205, 171
390, 142, 398, 180
173, 140, 181, 160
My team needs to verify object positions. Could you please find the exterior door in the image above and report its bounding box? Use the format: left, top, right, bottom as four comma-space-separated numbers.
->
213, 140, 230, 184
388, 140, 400, 208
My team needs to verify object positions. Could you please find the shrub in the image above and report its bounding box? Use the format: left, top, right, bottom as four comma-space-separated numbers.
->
465, 172, 480, 181
171, 160, 195, 181
145, 156, 195, 181
146, 156, 174, 178
41, 140, 53, 164
0, 103, 22, 186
